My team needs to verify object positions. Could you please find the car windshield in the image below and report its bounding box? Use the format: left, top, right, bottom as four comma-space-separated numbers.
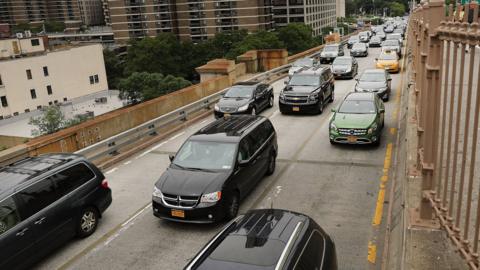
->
387, 34, 401, 40
352, 43, 365, 49
383, 40, 399, 46
224, 86, 254, 98
338, 100, 376, 114
360, 72, 385, 82
324, 46, 337, 52
379, 53, 397, 60
173, 140, 236, 170
333, 58, 351, 65
288, 75, 319, 86
293, 58, 313, 67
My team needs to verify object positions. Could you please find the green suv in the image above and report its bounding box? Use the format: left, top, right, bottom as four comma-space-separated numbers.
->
329, 92, 385, 145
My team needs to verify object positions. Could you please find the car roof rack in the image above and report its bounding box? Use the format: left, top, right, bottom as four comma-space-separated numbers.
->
275, 221, 304, 270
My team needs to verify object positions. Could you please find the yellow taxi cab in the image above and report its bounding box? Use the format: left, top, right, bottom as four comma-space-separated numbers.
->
375, 50, 400, 73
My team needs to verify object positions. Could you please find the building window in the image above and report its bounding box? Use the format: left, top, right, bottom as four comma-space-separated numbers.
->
26, 69, 32, 80
54, 100, 58, 104
0, 96, 7, 107
94, 74, 99, 83
49, 101, 53, 105
13, 112, 18, 116
31, 39, 40, 46
63, 97, 67, 101
25, 109, 30, 113
43, 66, 49, 76
0, 74, 3, 86
47, 85, 52, 95
89, 75, 94, 84
37, 105, 42, 109
30, 89, 37, 99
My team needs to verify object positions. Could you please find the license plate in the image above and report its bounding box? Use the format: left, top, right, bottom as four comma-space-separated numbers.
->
326, 58, 331, 61
292, 107, 300, 112
171, 209, 185, 218
224, 113, 231, 117
347, 136, 357, 143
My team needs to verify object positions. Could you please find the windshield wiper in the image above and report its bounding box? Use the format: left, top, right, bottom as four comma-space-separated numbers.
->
186, 167, 216, 173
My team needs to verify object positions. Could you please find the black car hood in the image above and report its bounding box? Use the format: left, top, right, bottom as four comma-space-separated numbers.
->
284, 85, 319, 95
356, 81, 387, 90
157, 167, 230, 196
332, 64, 351, 71
217, 97, 250, 108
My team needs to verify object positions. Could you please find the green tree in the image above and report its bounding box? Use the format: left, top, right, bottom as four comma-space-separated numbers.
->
44, 21, 65, 32
118, 72, 191, 102
29, 106, 65, 136
226, 31, 284, 59
103, 49, 124, 89
277, 23, 316, 54
389, 2, 406, 16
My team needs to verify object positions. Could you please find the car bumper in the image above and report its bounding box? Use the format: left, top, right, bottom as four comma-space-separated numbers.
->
369, 43, 381, 47
351, 52, 367, 57
320, 57, 335, 63
333, 71, 353, 78
376, 64, 400, 73
279, 101, 319, 114
97, 188, 112, 215
329, 130, 380, 144
214, 110, 249, 119
152, 199, 226, 223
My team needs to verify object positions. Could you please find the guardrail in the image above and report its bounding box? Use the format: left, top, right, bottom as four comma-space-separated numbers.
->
75, 35, 353, 164
408, 1, 480, 269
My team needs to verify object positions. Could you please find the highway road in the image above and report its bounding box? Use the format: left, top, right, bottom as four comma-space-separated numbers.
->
35, 45, 405, 270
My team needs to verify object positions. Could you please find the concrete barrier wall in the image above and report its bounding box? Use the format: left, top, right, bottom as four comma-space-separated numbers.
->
235, 63, 247, 78
0, 135, 29, 149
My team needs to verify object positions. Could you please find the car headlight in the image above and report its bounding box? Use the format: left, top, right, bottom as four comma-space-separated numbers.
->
279, 92, 285, 100
152, 186, 163, 198
309, 93, 319, 101
200, 191, 222, 203
345, 67, 352, 72
330, 122, 338, 132
238, 103, 249, 112
368, 123, 378, 134
214, 103, 220, 111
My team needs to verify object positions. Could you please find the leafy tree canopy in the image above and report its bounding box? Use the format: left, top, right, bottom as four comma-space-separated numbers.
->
277, 23, 316, 54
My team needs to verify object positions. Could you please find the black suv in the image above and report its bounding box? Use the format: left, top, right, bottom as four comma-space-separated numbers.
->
0, 154, 112, 270
214, 81, 274, 118
184, 209, 338, 270
152, 115, 277, 223
279, 67, 335, 114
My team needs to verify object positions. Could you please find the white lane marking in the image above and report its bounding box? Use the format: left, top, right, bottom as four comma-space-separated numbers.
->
199, 120, 208, 124
103, 205, 151, 247
270, 110, 280, 119
123, 160, 132, 165
167, 131, 185, 142
105, 167, 118, 175
121, 204, 151, 227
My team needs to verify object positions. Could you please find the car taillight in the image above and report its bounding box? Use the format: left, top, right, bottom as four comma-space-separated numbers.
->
101, 179, 109, 189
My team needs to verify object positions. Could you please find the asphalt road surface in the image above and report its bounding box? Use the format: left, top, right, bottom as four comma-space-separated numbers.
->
34, 45, 406, 270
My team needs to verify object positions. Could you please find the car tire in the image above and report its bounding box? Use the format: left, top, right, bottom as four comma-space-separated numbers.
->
373, 136, 381, 147
268, 95, 274, 108
383, 92, 390, 102
330, 139, 336, 145
77, 207, 99, 238
225, 192, 240, 220
318, 98, 324, 114
251, 107, 256, 116
266, 153, 276, 176
329, 89, 334, 103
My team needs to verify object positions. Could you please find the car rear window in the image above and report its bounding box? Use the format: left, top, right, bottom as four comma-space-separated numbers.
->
207, 235, 286, 266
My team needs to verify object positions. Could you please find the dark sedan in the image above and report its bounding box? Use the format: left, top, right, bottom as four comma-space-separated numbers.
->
355, 69, 392, 101
369, 36, 382, 47
214, 81, 273, 118
350, 42, 368, 57
331, 56, 358, 79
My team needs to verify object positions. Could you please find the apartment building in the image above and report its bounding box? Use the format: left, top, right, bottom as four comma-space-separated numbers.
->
104, 0, 275, 43
336, 0, 345, 18
0, 0, 82, 26
78, 0, 106, 26
272, 0, 337, 36
0, 44, 108, 119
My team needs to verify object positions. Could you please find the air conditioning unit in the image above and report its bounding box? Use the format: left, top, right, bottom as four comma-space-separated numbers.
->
16, 32, 24, 39
215, 2, 220, 7
24, 30, 32, 38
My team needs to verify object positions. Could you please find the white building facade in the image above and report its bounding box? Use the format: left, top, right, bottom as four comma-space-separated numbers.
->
0, 44, 108, 119
336, 0, 345, 18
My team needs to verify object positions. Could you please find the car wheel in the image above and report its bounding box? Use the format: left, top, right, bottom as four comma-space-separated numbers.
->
225, 192, 240, 220
330, 139, 336, 145
373, 135, 381, 147
77, 207, 99, 238
266, 153, 276, 176
318, 98, 324, 114
251, 107, 256, 116
268, 95, 274, 108
383, 92, 390, 102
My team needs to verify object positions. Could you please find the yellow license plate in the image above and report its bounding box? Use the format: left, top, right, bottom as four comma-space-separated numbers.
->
292, 107, 300, 112
224, 113, 231, 117
347, 136, 357, 143
171, 209, 185, 218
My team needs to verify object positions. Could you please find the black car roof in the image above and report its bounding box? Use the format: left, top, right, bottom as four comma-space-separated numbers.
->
345, 92, 376, 101
187, 209, 310, 270
234, 81, 261, 86
192, 115, 266, 143
0, 153, 85, 200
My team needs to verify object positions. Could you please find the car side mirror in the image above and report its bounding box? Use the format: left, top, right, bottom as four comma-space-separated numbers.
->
388, 78, 392, 81
379, 108, 385, 113
331, 108, 336, 113
355, 78, 359, 81
169, 154, 175, 162
284, 80, 288, 85
238, 158, 249, 167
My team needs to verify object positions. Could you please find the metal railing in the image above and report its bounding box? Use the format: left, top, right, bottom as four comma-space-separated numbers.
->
408, 1, 480, 268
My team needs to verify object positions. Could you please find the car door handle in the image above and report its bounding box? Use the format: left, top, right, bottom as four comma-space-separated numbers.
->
16, 228, 29, 237
34, 217, 46, 225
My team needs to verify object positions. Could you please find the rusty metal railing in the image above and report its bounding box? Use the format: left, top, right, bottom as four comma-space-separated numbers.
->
408, 1, 480, 268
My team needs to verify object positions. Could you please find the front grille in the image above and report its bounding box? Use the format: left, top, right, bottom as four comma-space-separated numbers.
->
284, 95, 309, 104
163, 193, 200, 208
221, 107, 237, 113
338, 128, 367, 135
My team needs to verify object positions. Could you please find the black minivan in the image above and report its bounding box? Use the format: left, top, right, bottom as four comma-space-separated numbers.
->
0, 154, 112, 270
152, 115, 277, 223
184, 209, 338, 270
